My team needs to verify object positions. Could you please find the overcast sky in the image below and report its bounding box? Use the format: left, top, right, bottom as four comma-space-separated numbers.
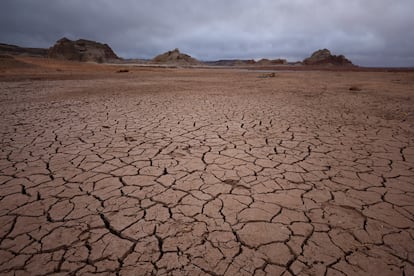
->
1, 0, 413, 66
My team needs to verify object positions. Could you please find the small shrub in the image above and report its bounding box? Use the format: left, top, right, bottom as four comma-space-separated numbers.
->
117, 69, 129, 73
349, 86, 361, 91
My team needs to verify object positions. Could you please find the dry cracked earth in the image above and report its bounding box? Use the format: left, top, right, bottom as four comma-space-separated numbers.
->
0, 68, 413, 275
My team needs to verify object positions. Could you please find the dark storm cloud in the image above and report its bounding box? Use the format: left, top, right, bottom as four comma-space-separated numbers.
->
1, 0, 413, 66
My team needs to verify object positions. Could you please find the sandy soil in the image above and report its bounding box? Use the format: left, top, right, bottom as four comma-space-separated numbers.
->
0, 57, 414, 275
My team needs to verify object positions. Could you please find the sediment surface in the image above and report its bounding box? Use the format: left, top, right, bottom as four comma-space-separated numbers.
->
1, 68, 413, 275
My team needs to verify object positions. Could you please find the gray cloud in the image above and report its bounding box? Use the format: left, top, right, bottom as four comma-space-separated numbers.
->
1, 0, 413, 66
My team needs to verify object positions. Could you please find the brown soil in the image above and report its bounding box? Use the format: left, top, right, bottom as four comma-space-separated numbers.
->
0, 57, 413, 275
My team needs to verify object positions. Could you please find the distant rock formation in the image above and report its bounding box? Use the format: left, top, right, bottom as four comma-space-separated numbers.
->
48, 38, 119, 63
303, 49, 353, 66
204, 58, 287, 67
204, 60, 253, 66
256, 58, 287, 66
236, 59, 256, 66
0, 43, 48, 57
152, 48, 200, 65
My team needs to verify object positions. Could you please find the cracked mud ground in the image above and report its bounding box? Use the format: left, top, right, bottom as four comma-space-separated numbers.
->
0, 68, 414, 275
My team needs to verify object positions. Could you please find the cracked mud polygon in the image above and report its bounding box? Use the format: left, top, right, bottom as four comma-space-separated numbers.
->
1, 66, 413, 275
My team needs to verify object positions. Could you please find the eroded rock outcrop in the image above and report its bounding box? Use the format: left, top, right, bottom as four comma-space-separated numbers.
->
303, 49, 353, 66
48, 38, 119, 63
152, 48, 200, 65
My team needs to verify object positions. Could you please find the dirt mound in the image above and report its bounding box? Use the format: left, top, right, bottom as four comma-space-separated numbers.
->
303, 49, 353, 66
152, 48, 200, 65
48, 38, 119, 63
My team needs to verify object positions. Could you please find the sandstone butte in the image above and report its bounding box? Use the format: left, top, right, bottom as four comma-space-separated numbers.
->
48, 37, 119, 63
303, 49, 354, 66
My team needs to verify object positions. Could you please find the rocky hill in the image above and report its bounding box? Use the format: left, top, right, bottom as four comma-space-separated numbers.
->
48, 38, 119, 63
0, 43, 48, 57
256, 58, 287, 66
303, 49, 353, 66
152, 48, 200, 65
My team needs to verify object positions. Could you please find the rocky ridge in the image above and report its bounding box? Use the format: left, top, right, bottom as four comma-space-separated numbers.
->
256, 58, 287, 66
0, 43, 48, 57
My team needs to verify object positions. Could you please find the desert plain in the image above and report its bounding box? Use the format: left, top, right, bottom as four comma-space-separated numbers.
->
0, 57, 414, 275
